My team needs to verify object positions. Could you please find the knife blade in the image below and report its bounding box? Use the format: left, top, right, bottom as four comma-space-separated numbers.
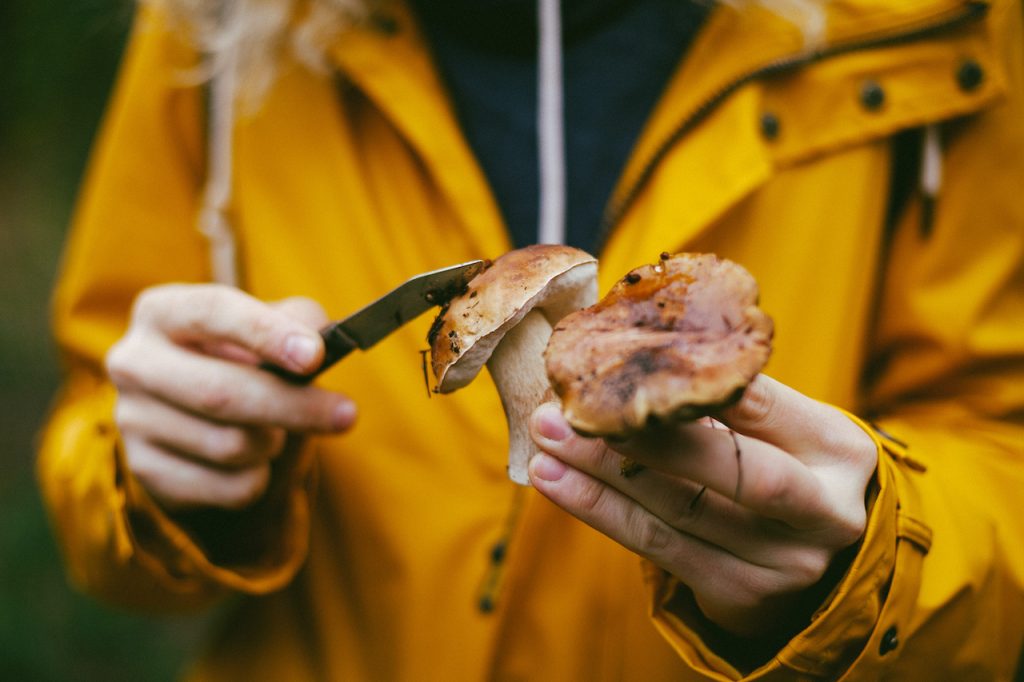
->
264, 259, 487, 383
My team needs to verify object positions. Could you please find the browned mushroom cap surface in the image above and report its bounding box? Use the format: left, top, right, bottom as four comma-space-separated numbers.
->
430, 244, 598, 392
545, 253, 773, 437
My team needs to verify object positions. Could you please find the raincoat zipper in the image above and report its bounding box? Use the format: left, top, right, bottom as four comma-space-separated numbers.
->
595, 0, 990, 253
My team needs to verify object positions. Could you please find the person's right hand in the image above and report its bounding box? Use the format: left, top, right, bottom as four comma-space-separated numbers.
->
106, 284, 357, 511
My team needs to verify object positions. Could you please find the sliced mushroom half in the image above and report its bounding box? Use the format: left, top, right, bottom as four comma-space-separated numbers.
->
430, 245, 598, 484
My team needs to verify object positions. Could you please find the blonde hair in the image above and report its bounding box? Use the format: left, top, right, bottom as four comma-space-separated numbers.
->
720, 0, 828, 49
165, 0, 827, 285
145, 0, 369, 101
149, 0, 827, 102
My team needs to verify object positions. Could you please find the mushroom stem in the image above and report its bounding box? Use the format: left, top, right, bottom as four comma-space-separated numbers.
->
486, 309, 555, 485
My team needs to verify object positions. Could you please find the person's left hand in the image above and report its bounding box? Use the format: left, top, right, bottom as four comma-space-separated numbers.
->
528, 374, 877, 638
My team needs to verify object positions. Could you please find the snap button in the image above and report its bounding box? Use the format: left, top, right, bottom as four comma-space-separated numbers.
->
879, 625, 899, 655
956, 59, 984, 92
860, 80, 886, 111
760, 112, 781, 140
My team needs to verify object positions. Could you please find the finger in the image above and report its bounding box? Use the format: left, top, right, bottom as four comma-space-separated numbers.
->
533, 404, 811, 556
189, 299, 327, 366
535, 403, 827, 529
623, 423, 829, 529
115, 393, 287, 469
270, 296, 330, 329
529, 452, 846, 636
533, 414, 754, 549
716, 375, 864, 458
132, 284, 324, 375
622, 470, 834, 570
189, 339, 263, 366
108, 337, 357, 433
527, 452, 763, 608
123, 435, 272, 511
532, 405, 709, 520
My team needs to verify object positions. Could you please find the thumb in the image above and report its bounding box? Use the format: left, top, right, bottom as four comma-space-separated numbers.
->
270, 296, 330, 330
716, 374, 866, 457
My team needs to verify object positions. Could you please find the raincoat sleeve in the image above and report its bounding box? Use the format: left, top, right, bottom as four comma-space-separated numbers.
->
36, 7, 314, 612
647, 5, 1024, 680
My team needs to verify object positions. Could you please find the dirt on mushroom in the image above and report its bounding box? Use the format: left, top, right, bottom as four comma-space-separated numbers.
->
545, 252, 773, 438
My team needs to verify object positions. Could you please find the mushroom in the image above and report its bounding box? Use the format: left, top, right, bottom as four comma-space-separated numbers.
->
430, 245, 598, 484
545, 252, 773, 438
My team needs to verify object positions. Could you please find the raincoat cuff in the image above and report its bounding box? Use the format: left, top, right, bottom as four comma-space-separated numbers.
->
645, 410, 930, 680
115, 432, 317, 596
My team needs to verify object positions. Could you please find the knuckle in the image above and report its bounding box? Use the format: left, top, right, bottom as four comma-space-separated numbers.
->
575, 477, 608, 514
716, 570, 763, 613
762, 548, 833, 596
745, 464, 789, 509
105, 340, 141, 388
105, 337, 148, 391
820, 411, 875, 464
592, 441, 622, 474
204, 427, 286, 466
733, 585, 769, 614
248, 310, 280, 346
180, 286, 226, 335
731, 566, 778, 610
133, 283, 235, 336
832, 506, 867, 548
634, 513, 673, 554
112, 396, 140, 433
173, 283, 236, 336
122, 441, 162, 489
122, 441, 146, 476
193, 379, 236, 417
221, 466, 271, 510
204, 427, 252, 465
130, 286, 165, 323
274, 296, 328, 327
734, 377, 780, 430
724, 587, 759, 615
133, 284, 192, 325
788, 548, 831, 587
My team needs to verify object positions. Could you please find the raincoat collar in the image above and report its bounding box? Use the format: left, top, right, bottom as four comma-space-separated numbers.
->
324, 0, 995, 262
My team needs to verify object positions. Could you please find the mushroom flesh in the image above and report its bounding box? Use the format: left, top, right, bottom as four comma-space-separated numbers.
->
430, 245, 598, 484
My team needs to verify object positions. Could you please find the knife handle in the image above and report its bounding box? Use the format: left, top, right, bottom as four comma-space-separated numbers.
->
260, 325, 360, 384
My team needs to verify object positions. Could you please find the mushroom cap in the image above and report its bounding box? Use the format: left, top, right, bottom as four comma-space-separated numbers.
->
430, 244, 598, 392
544, 253, 773, 437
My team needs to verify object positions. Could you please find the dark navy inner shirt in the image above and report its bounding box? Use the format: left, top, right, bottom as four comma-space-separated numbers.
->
409, 0, 709, 252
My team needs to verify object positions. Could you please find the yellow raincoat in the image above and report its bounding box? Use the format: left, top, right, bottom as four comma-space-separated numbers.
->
39, 0, 1024, 679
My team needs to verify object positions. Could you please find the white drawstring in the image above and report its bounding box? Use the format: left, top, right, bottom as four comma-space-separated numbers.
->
756, 0, 828, 53
204, 0, 570, 271
920, 123, 943, 200
537, 0, 566, 245
198, 42, 241, 287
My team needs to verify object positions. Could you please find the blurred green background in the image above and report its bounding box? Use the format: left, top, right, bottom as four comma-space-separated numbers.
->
1, 1, 207, 678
